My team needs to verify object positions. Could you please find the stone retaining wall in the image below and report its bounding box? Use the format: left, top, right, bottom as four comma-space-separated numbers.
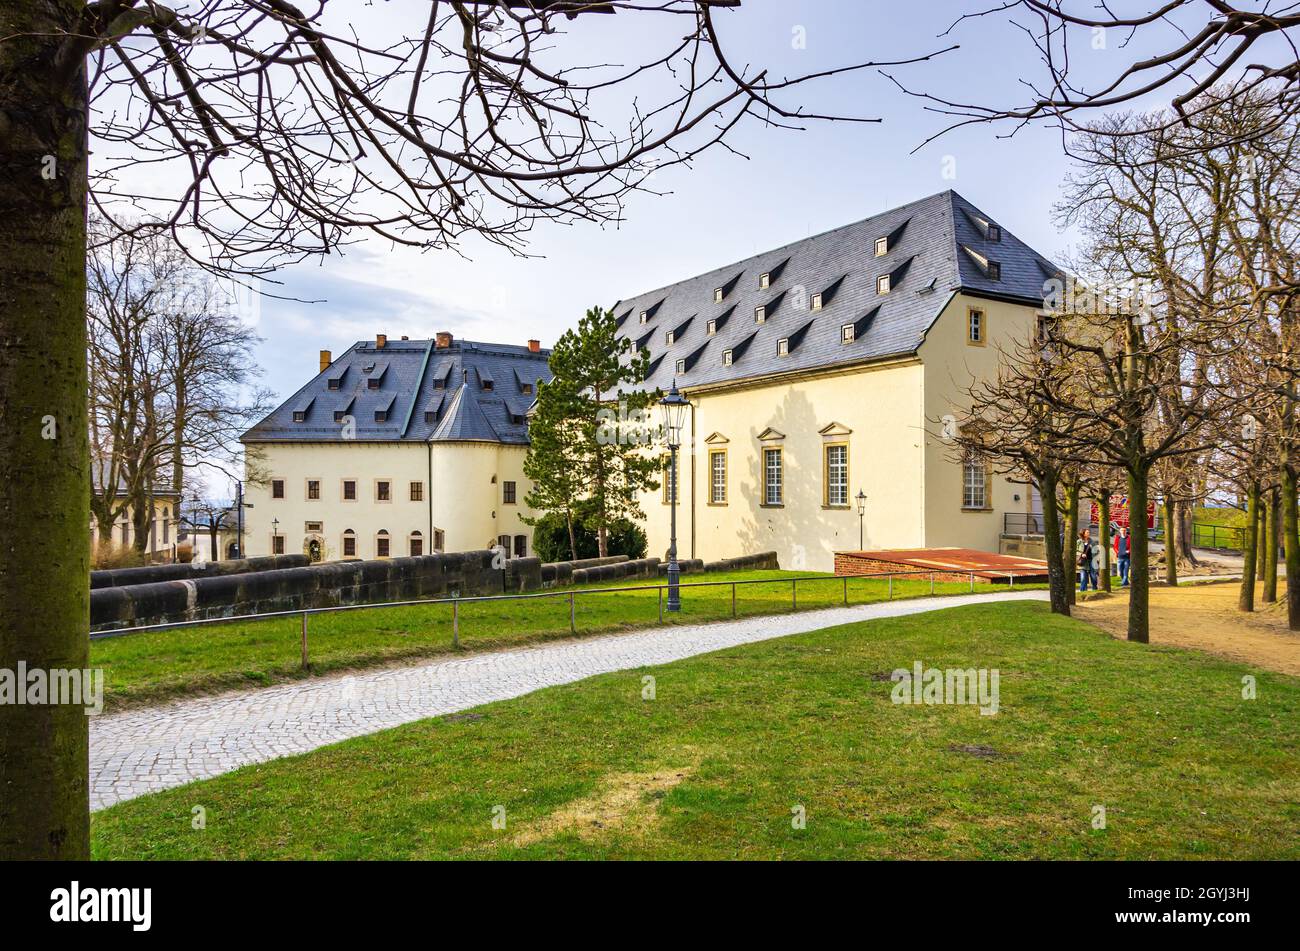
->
539, 555, 629, 586
570, 557, 662, 585
91, 554, 309, 590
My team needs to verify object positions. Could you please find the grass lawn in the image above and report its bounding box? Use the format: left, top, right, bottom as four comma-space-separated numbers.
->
92, 600, 1300, 860
92, 568, 1013, 708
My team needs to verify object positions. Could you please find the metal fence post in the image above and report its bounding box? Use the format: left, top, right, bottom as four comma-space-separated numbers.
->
842, 576, 848, 606
731, 582, 737, 618
969, 572, 975, 593
658, 586, 664, 624
1009, 572, 1015, 589
792, 578, 797, 610
452, 599, 459, 647
569, 591, 576, 633
930, 572, 935, 596
300, 612, 309, 669
888, 574, 893, 599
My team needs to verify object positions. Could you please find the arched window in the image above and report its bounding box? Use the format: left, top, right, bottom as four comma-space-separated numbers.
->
376, 529, 390, 558
409, 530, 423, 557
342, 529, 356, 558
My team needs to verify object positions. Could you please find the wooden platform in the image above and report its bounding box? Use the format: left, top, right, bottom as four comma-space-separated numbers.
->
834, 547, 1050, 583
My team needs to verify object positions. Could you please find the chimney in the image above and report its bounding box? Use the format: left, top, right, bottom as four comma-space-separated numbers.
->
436, 331, 454, 349
400, 335, 409, 341
319, 350, 332, 373
527, 339, 540, 353
375, 333, 387, 349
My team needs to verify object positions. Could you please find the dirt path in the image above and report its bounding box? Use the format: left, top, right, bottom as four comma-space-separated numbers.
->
1073, 580, 1300, 676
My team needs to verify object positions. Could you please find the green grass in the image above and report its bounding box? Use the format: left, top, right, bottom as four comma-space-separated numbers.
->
92, 601, 1300, 860
91, 569, 1010, 708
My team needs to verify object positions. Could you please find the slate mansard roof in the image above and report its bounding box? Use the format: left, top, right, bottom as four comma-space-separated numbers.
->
613, 190, 1062, 391
243, 337, 552, 444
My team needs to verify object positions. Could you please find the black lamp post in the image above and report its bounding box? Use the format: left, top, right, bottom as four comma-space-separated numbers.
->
855, 489, 867, 550
271, 518, 280, 555
659, 380, 690, 613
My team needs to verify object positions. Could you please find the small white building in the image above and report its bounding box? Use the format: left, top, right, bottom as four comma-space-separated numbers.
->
241, 333, 551, 561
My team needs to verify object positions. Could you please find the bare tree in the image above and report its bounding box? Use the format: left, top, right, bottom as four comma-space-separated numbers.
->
1, 0, 951, 859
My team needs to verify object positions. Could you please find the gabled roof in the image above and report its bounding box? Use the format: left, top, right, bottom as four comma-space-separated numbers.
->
615, 190, 1059, 391
243, 336, 552, 444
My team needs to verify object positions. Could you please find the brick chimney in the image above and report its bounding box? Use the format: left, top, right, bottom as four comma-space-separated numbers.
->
436, 331, 454, 349
527, 339, 540, 353
319, 350, 332, 372
376, 333, 387, 349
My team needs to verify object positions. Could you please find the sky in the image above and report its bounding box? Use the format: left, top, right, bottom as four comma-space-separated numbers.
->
242, 1, 1090, 404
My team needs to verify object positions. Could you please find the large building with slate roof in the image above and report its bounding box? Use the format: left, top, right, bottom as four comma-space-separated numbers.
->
241, 332, 551, 561
615, 190, 1059, 572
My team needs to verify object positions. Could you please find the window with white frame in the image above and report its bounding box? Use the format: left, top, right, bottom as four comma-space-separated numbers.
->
841, 323, 854, 344
824, 443, 848, 507
875, 236, 888, 256
877, 274, 891, 294
709, 450, 727, 504
759, 272, 770, 289
810, 293, 822, 311
962, 455, 988, 509
754, 305, 766, 323
763, 448, 783, 506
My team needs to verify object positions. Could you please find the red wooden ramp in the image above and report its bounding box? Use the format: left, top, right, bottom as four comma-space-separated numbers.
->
834, 548, 1050, 584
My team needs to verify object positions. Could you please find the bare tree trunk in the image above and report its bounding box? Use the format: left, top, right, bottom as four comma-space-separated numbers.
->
1282, 465, 1300, 630
1061, 480, 1079, 606
1239, 482, 1259, 613
1256, 492, 1268, 582
1162, 495, 1179, 586
1040, 469, 1070, 616
1098, 493, 1112, 592
1127, 469, 1151, 643
1265, 487, 1279, 603
565, 509, 577, 563
1175, 499, 1198, 567
0, 0, 91, 859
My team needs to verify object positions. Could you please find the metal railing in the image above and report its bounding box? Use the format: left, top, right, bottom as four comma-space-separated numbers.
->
90, 568, 1043, 666
1004, 512, 1047, 535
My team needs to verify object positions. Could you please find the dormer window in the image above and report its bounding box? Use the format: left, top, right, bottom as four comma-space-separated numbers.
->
375, 409, 388, 423
777, 338, 789, 357
639, 311, 648, 324
424, 411, 437, 424
754, 306, 766, 324
520, 382, 533, 395
675, 358, 686, 374
706, 318, 717, 335
723, 349, 733, 366
841, 323, 854, 344
482, 379, 494, 391
987, 225, 1001, 242
987, 261, 1001, 281
876, 274, 891, 295
328, 378, 341, 390
810, 293, 822, 311
759, 272, 770, 289
665, 330, 675, 346
875, 237, 888, 256
714, 288, 724, 303
367, 378, 381, 390
293, 410, 307, 422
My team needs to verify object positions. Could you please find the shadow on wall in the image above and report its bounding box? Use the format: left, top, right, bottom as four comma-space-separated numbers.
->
733, 387, 858, 571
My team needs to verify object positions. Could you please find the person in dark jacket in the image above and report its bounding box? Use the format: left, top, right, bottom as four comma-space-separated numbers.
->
1077, 529, 1096, 591
1114, 526, 1131, 587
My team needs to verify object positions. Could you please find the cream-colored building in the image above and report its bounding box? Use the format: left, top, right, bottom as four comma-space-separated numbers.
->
241, 333, 551, 561
614, 190, 1052, 572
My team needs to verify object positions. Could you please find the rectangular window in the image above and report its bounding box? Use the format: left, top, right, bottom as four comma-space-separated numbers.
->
343, 479, 357, 501
376, 535, 390, 558
434, 529, 445, 551
375, 410, 388, 423
503, 481, 517, 504
665, 330, 674, 346
709, 450, 727, 504
875, 236, 888, 256
810, 293, 822, 311
987, 225, 1001, 242
987, 261, 1000, 281
877, 274, 891, 294
639, 311, 648, 323
763, 448, 783, 506
754, 306, 765, 323
306, 479, 320, 500
675, 358, 686, 375
272, 534, 285, 555
714, 288, 723, 303
272, 479, 285, 499
963, 457, 988, 509
292, 410, 306, 422
777, 338, 789, 356
841, 323, 854, 344
722, 349, 733, 366
759, 272, 770, 289
514, 534, 527, 558
706, 318, 717, 335
824, 443, 848, 507
305, 521, 323, 533
663, 455, 677, 504
376, 480, 391, 502
410, 535, 423, 556
410, 481, 423, 502
343, 534, 356, 557
968, 308, 985, 345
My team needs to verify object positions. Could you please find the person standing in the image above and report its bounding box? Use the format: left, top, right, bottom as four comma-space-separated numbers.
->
1114, 526, 1131, 587
1089, 532, 1102, 591
1078, 529, 1094, 591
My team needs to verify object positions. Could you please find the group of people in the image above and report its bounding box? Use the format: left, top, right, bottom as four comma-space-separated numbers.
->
1076, 525, 1132, 591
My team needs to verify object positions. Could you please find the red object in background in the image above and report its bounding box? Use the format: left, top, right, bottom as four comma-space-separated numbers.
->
1090, 494, 1156, 529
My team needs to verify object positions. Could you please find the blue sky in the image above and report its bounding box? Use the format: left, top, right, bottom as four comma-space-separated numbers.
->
241, 1, 1164, 403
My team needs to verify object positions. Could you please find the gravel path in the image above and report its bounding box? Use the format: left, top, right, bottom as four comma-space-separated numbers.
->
90, 590, 1047, 810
